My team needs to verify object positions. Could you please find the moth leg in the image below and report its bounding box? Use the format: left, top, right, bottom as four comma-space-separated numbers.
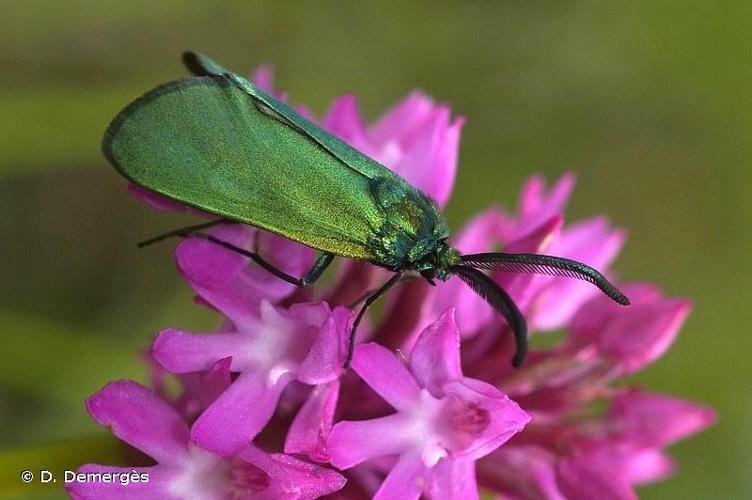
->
301, 253, 335, 286
185, 232, 333, 287
348, 273, 415, 308
247, 231, 333, 287
345, 273, 403, 369
137, 218, 233, 247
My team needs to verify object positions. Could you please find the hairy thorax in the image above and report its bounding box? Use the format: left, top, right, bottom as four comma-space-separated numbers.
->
368, 177, 460, 279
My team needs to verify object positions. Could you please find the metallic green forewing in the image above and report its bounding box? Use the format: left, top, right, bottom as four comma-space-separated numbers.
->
103, 74, 444, 262
180, 52, 408, 192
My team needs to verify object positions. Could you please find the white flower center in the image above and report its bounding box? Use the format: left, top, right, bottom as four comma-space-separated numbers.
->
167, 445, 273, 499
402, 389, 492, 467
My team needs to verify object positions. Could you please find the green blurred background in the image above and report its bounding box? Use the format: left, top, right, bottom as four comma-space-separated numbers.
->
1, 1, 749, 498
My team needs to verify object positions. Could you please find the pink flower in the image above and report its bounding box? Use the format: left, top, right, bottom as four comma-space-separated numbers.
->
66, 381, 345, 499
327, 309, 530, 499
151, 292, 351, 456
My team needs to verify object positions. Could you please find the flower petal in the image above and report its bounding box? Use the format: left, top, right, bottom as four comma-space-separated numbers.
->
568, 282, 662, 336
191, 371, 291, 456
441, 379, 530, 460
176, 224, 251, 291
570, 288, 691, 374
373, 450, 426, 500
607, 390, 717, 448
619, 449, 675, 484
85, 381, 189, 464
251, 65, 275, 92
428, 115, 464, 208
556, 456, 637, 500
477, 446, 565, 500
323, 94, 374, 155
201, 357, 233, 407
391, 107, 460, 208
514, 172, 575, 239
352, 342, 422, 411
152, 329, 253, 373
236, 445, 347, 499
575, 447, 676, 486
410, 308, 462, 394
297, 307, 351, 384
285, 380, 340, 462
176, 357, 235, 421
369, 91, 436, 146
177, 225, 314, 322
425, 457, 479, 500
248, 230, 316, 301
495, 214, 563, 309
328, 413, 414, 469
251, 65, 289, 101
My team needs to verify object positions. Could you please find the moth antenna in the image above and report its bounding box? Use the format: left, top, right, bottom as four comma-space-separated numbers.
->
181, 51, 229, 77
461, 252, 630, 306
451, 265, 527, 367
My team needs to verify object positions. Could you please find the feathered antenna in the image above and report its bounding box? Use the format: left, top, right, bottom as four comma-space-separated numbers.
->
460, 252, 630, 305
451, 265, 528, 367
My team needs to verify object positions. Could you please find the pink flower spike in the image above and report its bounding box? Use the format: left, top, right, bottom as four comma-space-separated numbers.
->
328, 310, 530, 498
90, 65, 717, 498
67, 380, 346, 499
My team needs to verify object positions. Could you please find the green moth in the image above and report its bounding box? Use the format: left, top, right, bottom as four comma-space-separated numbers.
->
104, 51, 629, 368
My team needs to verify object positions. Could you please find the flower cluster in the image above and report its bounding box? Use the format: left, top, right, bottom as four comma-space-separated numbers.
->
68, 67, 714, 499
